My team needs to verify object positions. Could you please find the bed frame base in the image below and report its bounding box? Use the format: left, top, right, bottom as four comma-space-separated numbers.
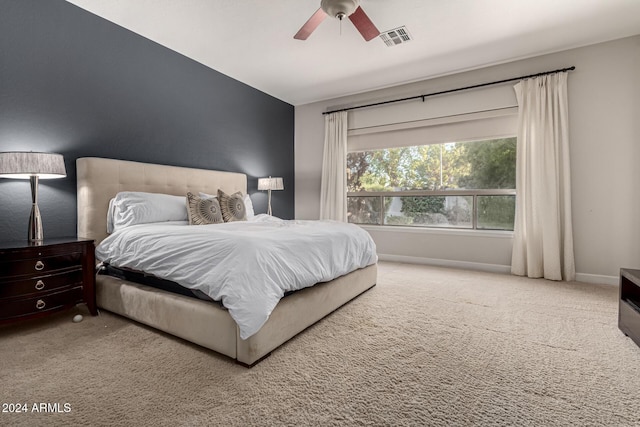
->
236, 352, 272, 368
97, 264, 377, 365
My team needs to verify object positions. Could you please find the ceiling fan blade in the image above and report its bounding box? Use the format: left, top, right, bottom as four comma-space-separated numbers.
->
294, 8, 328, 40
348, 6, 380, 41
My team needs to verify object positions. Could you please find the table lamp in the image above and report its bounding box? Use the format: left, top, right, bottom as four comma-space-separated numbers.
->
0, 152, 66, 242
257, 176, 284, 216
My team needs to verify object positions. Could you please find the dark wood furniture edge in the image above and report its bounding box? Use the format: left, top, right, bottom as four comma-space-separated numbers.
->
619, 268, 640, 348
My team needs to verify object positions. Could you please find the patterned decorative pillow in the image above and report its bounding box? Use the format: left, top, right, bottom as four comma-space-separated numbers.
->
186, 192, 224, 225
200, 192, 255, 219
217, 189, 247, 222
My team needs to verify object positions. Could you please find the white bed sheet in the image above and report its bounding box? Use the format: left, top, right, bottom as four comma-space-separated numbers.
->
95, 215, 377, 339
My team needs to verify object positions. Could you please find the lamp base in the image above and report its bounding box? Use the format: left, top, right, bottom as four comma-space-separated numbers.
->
28, 203, 43, 243
28, 175, 43, 243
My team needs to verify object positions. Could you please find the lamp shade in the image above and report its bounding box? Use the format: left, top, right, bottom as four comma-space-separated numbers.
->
258, 176, 284, 191
0, 152, 66, 179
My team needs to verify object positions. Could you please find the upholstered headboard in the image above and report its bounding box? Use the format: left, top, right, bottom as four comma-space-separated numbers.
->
76, 157, 247, 244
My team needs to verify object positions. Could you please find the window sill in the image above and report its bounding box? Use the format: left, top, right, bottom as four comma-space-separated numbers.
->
358, 224, 514, 238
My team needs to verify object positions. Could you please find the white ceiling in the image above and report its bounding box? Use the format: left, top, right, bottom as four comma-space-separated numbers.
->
66, 0, 640, 106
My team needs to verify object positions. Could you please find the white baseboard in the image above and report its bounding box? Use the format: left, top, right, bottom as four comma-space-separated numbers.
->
378, 253, 619, 286
575, 272, 618, 287
377, 253, 511, 275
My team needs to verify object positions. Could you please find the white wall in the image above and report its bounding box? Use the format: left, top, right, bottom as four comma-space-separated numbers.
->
295, 35, 640, 284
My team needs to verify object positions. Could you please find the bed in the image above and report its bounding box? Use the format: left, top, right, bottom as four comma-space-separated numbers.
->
76, 157, 377, 366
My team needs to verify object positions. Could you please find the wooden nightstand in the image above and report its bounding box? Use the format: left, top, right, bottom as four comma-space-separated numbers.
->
620, 268, 640, 348
0, 238, 97, 325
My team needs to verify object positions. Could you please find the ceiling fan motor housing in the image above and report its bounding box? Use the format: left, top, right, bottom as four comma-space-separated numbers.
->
321, 0, 360, 19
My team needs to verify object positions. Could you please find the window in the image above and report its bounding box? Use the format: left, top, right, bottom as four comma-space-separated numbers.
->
347, 137, 516, 230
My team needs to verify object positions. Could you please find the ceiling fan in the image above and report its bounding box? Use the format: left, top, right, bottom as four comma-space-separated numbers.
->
294, 0, 380, 42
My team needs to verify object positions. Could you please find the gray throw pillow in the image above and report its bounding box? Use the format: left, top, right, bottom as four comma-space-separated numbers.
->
218, 189, 247, 222
186, 192, 224, 225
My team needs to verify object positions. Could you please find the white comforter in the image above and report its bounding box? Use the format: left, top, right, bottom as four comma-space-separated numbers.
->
95, 215, 377, 339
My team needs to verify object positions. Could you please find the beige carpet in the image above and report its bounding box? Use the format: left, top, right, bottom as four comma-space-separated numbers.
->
1, 262, 639, 426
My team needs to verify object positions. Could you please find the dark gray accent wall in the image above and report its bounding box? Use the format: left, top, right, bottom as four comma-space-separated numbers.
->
0, 0, 294, 241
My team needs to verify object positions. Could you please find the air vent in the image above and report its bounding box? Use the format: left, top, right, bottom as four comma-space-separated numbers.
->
379, 26, 413, 47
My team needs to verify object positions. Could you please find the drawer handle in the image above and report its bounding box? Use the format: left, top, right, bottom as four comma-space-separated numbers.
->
35, 280, 45, 290
35, 260, 45, 271
36, 299, 46, 310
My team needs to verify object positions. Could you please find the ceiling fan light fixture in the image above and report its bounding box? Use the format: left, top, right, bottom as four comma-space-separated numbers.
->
321, 0, 360, 19
295, 0, 378, 41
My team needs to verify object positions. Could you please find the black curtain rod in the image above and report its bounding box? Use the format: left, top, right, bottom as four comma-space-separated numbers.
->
322, 66, 576, 115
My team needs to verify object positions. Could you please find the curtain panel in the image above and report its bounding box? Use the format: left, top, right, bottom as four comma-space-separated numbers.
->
320, 111, 348, 222
511, 72, 575, 281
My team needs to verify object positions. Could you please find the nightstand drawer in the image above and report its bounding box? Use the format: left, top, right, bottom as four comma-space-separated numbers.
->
0, 287, 83, 321
0, 269, 83, 299
0, 252, 82, 277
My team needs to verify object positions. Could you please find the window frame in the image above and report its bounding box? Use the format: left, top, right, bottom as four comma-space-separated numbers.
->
346, 108, 519, 232
347, 189, 516, 230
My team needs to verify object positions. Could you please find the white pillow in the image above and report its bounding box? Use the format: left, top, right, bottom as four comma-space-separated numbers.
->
199, 191, 254, 219
243, 194, 255, 219
107, 197, 116, 233
109, 191, 188, 232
